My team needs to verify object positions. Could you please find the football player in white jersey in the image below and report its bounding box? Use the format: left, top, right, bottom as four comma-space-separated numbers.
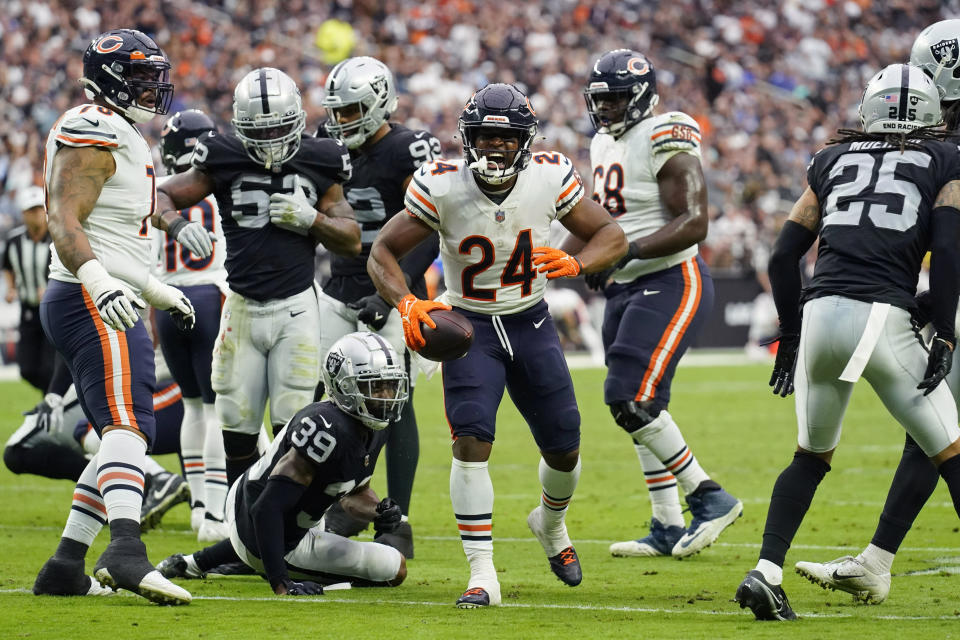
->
570, 49, 742, 560
369, 83, 627, 607
34, 29, 194, 605
154, 109, 230, 543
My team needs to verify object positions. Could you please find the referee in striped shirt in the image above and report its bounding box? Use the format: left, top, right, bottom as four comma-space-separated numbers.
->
2, 186, 56, 391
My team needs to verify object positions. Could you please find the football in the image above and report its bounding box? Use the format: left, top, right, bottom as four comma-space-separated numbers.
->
419, 309, 475, 362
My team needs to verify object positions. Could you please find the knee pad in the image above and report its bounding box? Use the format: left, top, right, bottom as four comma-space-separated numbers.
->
215, 394, 255, 433
270, 388, 312, 426
609, 401, 662, 434
222, 431, 260, 460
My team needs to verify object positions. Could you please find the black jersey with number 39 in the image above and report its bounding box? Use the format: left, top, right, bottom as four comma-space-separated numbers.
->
191, 131, 351, 302
804, 139, 960, 310
319, 123, 441, 303
233, 400, 386, 555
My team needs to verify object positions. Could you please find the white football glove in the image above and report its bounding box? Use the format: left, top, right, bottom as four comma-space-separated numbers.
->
168, 217, 215, 258
269, 175, 317, 235
142, 276, 196, 331
77, 260, 146, 331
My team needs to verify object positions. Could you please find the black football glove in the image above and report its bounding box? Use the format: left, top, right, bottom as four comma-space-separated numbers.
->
584, 246, 640, 292
347, 294, 392, 331
918, 335, 954, 396
768, 333, 800, 397
276, 577, 324, 596
911, 290, 933, 331
373, 497, 403, 535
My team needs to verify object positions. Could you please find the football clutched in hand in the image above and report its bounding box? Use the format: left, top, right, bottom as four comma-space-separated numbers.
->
419, 309, 474, 362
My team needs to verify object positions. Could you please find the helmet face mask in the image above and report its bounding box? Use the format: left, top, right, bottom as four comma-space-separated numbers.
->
160, 109, 217, 174
232, 68, 306, 170
322, 333, 409, 430
459, 84, 538, 185
584, 49, 659, 137
81, 30, 174, 124
323, 57, 398, 150
858, 63, 942, 134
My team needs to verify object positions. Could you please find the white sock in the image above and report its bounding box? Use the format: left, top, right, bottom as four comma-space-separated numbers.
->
633, 443, 685, 528
63, 455, 105, 546
82, 428, 100, 455
450, 458, 496, 585
630, 410, 710, 495
538, 457, 579, 529
203, 403, 228, 520
180, 396, 206, 506
142, 456, 166, 477
96, 429, 147, 523
858, 544, 895, 575
755, 558, 783, 585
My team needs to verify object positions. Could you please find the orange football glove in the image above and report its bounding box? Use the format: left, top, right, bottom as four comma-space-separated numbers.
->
532, 247, 583, 279
397, 293, 452, 350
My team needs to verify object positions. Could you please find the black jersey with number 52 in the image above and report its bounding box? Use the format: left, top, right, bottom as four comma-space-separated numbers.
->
318, 123, 441, 304
191, 131, 351, 302
804, 139, 960, 310
233, 400, 386, 555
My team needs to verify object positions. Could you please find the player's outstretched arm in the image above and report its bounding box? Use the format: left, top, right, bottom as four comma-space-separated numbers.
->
307, 182, 361, 256
558, 196, 627, 273
155, 168, 217, 258
926, 179, 960, 350
631, 153, 710, 260
249, 447, 317, 595
47, 146, 115, 275
368, 212, 436, 306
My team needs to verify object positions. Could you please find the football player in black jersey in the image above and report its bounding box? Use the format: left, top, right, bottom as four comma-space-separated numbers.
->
735, 64, 960, 621
315, 56, 442, 557
155, 68, 361, 489
794, 18, 960, 606
156, 332, 409, 595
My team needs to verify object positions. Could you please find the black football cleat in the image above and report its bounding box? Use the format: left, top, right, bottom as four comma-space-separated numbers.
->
548, 546, 582, 586
140, 471, 190, 532
208, 561, 257, 576
156, 554, 205, 579
33, 556, 113, 596
456, 587, 491, 609
374, 520, 414, 559
734, 570, 797, 620
94, 537, 191, 605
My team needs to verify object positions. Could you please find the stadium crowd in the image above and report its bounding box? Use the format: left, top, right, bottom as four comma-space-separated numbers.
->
0, 0, 952, 275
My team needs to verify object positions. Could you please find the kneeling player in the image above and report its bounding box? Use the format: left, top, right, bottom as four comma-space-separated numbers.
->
158, 332, 409, 594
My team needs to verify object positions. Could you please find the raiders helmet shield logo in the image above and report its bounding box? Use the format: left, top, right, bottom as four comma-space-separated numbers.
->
931, 38, 959, 67
325, 350, 345, 376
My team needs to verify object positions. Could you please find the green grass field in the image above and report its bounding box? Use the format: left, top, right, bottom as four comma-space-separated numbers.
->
2, 361, 959, 639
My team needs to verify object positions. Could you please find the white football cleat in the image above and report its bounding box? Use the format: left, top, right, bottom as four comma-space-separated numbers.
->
795, 556, 890, 603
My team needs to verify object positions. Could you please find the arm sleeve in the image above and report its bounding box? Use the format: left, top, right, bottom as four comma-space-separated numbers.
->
555, 155, 585, 218
249, 474, 307, 589
768, 220, 817, 335
404, 169, 440, 230
929, 205, 960, 341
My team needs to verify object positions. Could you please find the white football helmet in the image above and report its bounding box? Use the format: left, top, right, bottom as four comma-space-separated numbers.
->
858, 64, 941, 134
322, 56, 398, 149
910, 20, 960, 102
322, 332, 408, 430
232, 68, 306, 169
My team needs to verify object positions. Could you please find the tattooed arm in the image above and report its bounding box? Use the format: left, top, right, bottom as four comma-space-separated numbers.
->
46, 145, 116, 275
786, 186, 821, 231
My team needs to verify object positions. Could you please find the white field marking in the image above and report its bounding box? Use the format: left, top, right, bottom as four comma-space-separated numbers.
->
0, 523, 956, 554
0, 587, 958, 619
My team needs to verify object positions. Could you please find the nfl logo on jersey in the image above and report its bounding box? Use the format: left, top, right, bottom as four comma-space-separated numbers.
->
495, 209, 506, 223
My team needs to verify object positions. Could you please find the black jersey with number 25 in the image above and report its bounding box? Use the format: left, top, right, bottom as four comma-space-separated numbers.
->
804, 139, 960, 310
191, 131, 351, 302
233, 400, 386, 555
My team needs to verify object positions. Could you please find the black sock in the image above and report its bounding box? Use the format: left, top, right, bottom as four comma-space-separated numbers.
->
937, 454, 960, 519
194, 538, 242, 572
54, 537, 88, 561
386, 385, 420, 517
759, 452, 830, 566
109, 518, 141, 540
871, 435, 938, 553
223, 431, 261, 487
